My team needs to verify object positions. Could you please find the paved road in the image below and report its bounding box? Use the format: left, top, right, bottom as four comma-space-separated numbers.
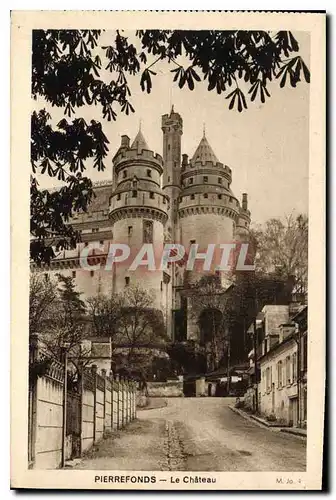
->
75, 398, 306, 471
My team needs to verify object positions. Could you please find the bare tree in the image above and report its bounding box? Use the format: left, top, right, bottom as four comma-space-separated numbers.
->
252, 213, 308, 296
115, 285, 166, 369
29, 273, 58, 333
86, 293, 121, 339
190, 274, 232, 371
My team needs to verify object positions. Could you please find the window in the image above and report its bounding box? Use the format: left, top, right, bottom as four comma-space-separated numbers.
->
117, 193, 121, 201
125, 276, 130, 287
218, 177, 222, 184
303, 389, 307, 421
277, 360, 283, 388
132, 180, 137, 188
168, 144, 171, 151
72, 271, 76, 278
143, 220, 153, 243
132, 190, 137, 198
123, 170, 127, 178
191, 194, 195, 200
90, 270, 94, 277
189, 178, 194, 184
149, 192, 155, 199
218, 194, 222, 200
266, 366, 272, 393
128, 226, 133, 236
147, 169, 152, 177
92, 228, 99, 233
160, 281, 163, 292
203, 176, 208, 183
163, 197, 166, 204
262, 370, 265, 393
229, 196, 233, 202
203, 193, 208, 198
168, 176, 171, 182
292, 352, 298, 383
302, 335, 307, 372
286, 356, 291, 385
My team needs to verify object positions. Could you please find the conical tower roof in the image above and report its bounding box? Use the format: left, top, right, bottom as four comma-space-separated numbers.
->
131, 129, 149, 152
191, 134, 219, 164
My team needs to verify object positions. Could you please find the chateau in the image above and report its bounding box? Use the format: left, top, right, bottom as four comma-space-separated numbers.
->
35, 107, 251, 344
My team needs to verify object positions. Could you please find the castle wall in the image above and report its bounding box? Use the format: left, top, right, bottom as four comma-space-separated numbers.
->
31, 109, 251, 351
111, 217, 166, 311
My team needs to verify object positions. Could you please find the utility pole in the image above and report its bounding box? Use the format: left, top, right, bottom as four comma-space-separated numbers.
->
226, 337, 231, 395
61, 348, 68, 468
294, 322, 301, 428
253, 287, 259, 413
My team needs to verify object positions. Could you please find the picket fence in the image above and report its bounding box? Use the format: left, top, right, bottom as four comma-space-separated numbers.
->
28, 334, 137, 470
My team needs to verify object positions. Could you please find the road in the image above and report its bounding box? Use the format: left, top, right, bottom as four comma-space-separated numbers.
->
75, 398, 306, 471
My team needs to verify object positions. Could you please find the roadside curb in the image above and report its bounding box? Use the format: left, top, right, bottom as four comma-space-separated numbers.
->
228, 405, 269, 430
280, 428, 307, 438
250, 414, 284, 428
228, 406, 307, 439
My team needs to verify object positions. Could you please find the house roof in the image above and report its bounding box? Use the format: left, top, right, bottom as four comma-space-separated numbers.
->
191, 134, 219, 164
131, 129, 149, 152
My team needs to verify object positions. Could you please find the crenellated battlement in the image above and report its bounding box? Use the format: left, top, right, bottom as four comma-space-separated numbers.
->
178, 190, 240, 218
178, 204, 239, 221
181, 160, 232, 176
113, 148, 163, 171
161, 109, 183, 130
109, 189, 169, 214
109, 205, 168, 225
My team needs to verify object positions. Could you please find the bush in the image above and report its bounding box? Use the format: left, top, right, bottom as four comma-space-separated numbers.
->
266, 413, 277, 422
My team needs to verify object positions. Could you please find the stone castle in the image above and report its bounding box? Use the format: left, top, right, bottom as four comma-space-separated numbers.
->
37, 107, 251, 344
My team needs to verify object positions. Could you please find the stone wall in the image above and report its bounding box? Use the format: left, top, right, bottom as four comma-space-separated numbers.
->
147, 380, 183, 397
34, 374, 64, 469
29, 357, 137, 469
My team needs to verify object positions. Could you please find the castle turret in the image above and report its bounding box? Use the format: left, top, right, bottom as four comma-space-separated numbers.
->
235, 192, 251, 240
179, 131, 240, 284
161, 106, 183, 242
109, 128, 171, 330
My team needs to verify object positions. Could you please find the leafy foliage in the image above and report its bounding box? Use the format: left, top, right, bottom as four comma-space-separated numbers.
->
31, 30, 309, 265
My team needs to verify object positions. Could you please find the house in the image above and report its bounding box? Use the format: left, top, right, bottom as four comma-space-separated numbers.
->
257, 305, 307, 427
243, 304, 307, 427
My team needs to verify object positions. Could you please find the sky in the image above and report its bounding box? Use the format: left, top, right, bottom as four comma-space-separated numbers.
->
36, 31, 310, 226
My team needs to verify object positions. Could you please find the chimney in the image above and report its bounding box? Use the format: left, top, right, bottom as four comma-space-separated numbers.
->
242, 193, 248, 211
182, 154, 188, 167
121, 135, 130, 148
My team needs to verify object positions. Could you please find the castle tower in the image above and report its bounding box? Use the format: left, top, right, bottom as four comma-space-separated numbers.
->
109, 129, 172, 332
161, 106, 183, 242
179, 132, 241, 282
235, 193, 251, 241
